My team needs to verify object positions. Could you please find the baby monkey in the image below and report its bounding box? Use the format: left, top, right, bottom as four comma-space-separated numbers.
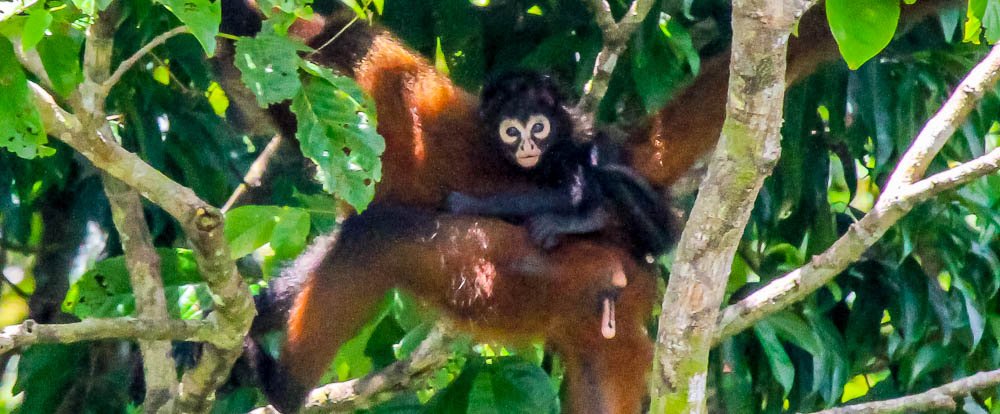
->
447, 70, 676, 260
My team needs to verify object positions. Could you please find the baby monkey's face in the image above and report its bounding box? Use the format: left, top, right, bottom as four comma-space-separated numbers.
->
497, 114, 552, 168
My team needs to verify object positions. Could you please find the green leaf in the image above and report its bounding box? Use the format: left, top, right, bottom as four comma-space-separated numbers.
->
327, 295, 394, 382
902, 343, 949, 388
754, 323, 795, 396
234, 31, 305, 106
62, 248, 205, 319
967, 0, 988, 43
14, 344, 87, 414
983, 0, 1000, 43
954, 277, 986, 349
269, 207, 310, 260
168, 283, 214, 320
394, 322, 432, 360
760, 311, 820, 355
292, 64, 384, 211
72, 0, 114, 16
0, 36, 52, 159
156, 0, 221, 55
21, 8, 52, 51
465, 358, 559, 414
940, 7, 962, 43
36, 32, 84, 97
631, 14, 689, 114
826, 0, 901, 69
225, 205, 281, 258
224, 205, 311, 259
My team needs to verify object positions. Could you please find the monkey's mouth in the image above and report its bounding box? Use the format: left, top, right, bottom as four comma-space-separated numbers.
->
516, 154, 540, 168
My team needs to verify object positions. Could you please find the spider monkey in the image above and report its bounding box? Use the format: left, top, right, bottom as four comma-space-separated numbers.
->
217, 3, 663, 412
215, 0, 954, 412
446, 70, 676, 257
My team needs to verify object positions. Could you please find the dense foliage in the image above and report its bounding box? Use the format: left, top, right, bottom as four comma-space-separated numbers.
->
1, 0, 1000, 413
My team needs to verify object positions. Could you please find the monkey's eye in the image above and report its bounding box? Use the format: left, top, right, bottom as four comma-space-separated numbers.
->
498, 118, 524, 145
527, 115, 550, 140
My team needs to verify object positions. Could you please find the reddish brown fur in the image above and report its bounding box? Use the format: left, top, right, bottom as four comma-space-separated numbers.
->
625, 0, 956, 188
218, 1, 956, 412
281, 212, 656, 413
271, 21, 662, 411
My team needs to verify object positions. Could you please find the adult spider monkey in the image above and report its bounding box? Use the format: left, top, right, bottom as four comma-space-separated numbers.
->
218, 3, 664, 413
215, 1, 954, 413
447, 70, 676, 257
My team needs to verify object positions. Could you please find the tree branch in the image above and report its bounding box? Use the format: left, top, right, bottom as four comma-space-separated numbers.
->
222, 135, 286, 213
11, 35, 55, 90
883, 44, 1000, 191
715, 42, 1000, 344
574, 0, 655, 133
23, 10, 257, 410
100, 26, 189, 99
649, 1, 817, 412
103, 175, 178, 413
0, 318, 216, 355
32, 75, 252, 411
808, 368, 1000, 414
249, 324, 455, 414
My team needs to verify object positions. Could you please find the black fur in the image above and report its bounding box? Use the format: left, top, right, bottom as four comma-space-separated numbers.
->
447, 70, 677, 257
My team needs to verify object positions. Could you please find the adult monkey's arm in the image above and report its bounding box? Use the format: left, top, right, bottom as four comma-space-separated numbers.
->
628, 0, 961, 188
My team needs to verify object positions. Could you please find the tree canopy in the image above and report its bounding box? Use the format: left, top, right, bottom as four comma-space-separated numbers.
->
2, 0, 1000, 413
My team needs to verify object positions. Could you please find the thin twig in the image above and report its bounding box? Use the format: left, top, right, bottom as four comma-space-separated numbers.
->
222, 135, 286, 213
574, 0, 655, 133
1, 274, 31, 299
309, 15, 360, 57
100, 26, 190, 97
149, 52, 195, 95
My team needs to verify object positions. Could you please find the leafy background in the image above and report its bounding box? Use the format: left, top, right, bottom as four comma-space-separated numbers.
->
1, 0, 1000, 413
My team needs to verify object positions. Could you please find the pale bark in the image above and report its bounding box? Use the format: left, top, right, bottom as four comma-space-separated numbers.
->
649, 1, 817, 412
0, 318, 216, 354
104, 175, 179, 414
807, 368, 1000, 414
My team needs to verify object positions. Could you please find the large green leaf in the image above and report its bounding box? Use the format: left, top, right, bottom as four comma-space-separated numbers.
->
292, 63, 384, 211
36, 32, 84, 97
157, 0, 221, 55
0, 36, 52, 159
20, 8, 51, 51
62, 248, 207, 319
755, 323, 795, 396
826, 0, 900, 69
472, 358, 559, 413
224, 205, 311, 259
13, 344, 87, 414
234, 31, 306, 106
983, 0, 1000, 43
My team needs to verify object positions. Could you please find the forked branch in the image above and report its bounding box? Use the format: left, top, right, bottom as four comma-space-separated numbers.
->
714, 42, 1000, 344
